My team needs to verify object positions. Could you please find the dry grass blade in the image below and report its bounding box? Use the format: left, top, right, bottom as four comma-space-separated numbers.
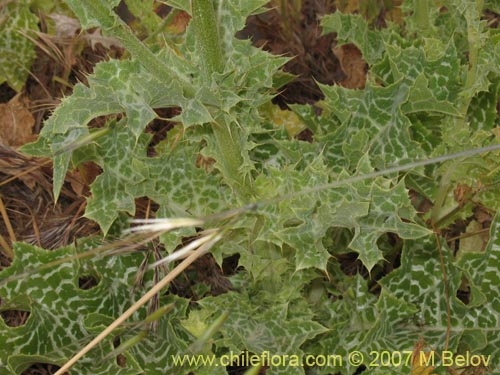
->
53, 231, 223, 375
0, 231, 13, 259
0, 162, 49, 187
0, 144, 52, 189
148, 229, 219, 268
0, 194, 15, 244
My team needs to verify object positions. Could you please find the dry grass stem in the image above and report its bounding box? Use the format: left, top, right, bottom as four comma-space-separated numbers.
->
53, 231, 222, 375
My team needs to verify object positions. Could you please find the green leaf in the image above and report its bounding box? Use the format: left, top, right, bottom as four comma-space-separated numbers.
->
65, 0, 121, 29
378, 214, 500, 370
0, 241, 192, 375
306, 274, 418, 374
320, 11, 385, 66
402, 74, 461, 116
485, 0, 500, 13
9, 3, 500, 375
166, 0, 190, 14
123, 0, 162, 36
348, 179, 431, 271
319, 81, 424, 171
0, 1, 38, 91
198, 289, 328, 375
319, 37, 466, 173
252, 155, 333, 272
83, 121, 231, 235
84, 122, 147, 233
252, 154, 429, 272
22, 0, 288, 205
373, 42, 462, 102
467, 81, 500, 131
20, 57, 197, 201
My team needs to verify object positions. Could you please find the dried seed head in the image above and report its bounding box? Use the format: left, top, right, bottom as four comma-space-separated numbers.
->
124, 217, 204, 234
148, 230, 221, 269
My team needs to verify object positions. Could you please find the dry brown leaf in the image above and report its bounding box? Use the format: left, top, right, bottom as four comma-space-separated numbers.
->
48, 13, 81, 39
68, 161, 101, 196
332, 44, 367, 89
167, 11, 191, 34
84, 29, 122, 51
453, 183, 473, 206
0, 94, 36, 148
386, 5, 404, 25
411, 338, 437, 375
474, 206, 492, 226
334, 0, 360, 14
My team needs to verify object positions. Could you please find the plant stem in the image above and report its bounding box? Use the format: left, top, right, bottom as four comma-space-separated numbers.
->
191, 0, 223, 77
280, 0, 290, 39
212, 120, 253, 198
143, 9, 177, 43
462, 0, 484, 113
415, 0, 430, 35
67, 0, 195, 98
191, 0, 253, 199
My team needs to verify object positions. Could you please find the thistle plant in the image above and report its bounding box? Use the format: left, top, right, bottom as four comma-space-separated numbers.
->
1, 0, 500, 374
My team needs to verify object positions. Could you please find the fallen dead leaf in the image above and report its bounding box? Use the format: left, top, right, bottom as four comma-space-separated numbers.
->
84, 29, 122, 51
68, 161, 101, 196
167, 11, 191, 34
474, 206, 492, 226
48, 13, 81, 39
0, 144, 51, 191
0, 94, 36, 148
332, 44, 367, 89
386, 3, 404, 25
334, 0, 360, 14
453, 183, 473, 206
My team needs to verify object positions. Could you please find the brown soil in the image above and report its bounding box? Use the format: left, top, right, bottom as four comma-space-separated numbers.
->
238, 0, 346, 105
